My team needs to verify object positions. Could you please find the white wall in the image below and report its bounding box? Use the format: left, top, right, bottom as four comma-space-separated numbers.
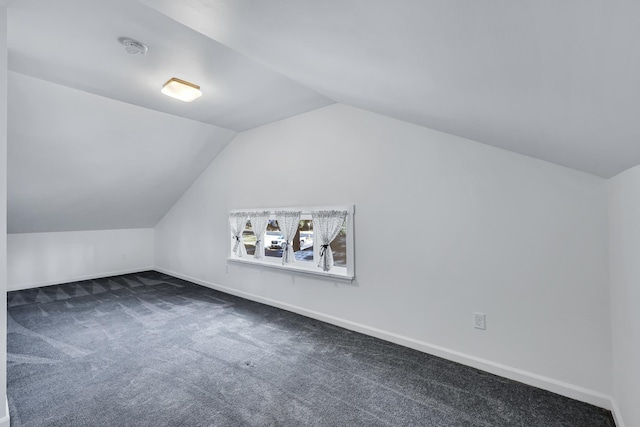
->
7, 228, 154, 291
154, 104, 612, 406
608, 165, 640, 427
0, 5, 8, 426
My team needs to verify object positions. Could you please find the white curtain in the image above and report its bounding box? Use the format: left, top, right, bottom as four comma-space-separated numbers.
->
275, 211, 301, 265
249, 211, 271, 260
229, 212, 248, 257
312, 210, 347, 272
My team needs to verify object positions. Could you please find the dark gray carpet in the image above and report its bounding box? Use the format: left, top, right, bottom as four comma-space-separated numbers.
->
7, 271, 614, 427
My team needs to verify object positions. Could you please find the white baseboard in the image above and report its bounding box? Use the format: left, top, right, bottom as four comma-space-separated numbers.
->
0, 397, 10, 427
154, 267, 614, 412
610, 398, 626, 427
8, 266, 155, 291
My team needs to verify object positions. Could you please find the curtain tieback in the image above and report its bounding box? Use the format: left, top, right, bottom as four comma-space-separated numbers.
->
319, 244, 329, 257
233, 236, 241, 242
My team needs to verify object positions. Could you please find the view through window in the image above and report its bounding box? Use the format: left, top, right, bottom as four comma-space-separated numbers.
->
229, 206, 354, 280
240, 216, 346, 266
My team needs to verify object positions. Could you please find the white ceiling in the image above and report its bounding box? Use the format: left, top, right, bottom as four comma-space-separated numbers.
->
6, 0, 332, 233
8, 0, 333, 131
141, 0, 640, 178
7, 0, 640, 233
8, 72, 236, 233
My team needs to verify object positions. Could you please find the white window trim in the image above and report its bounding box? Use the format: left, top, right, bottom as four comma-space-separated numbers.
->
227, 205, 355, 281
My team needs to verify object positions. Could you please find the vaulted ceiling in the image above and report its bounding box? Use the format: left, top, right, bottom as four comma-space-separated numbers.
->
8, 72, 236, 233
6, 0, 331, 233
7, 0, 640, 232
142, 0, 640, 178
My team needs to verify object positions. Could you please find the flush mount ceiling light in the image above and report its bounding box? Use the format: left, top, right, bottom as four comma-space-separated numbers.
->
161, 77, 202, 102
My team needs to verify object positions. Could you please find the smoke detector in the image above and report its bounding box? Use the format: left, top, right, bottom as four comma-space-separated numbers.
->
120, 38, 148, 55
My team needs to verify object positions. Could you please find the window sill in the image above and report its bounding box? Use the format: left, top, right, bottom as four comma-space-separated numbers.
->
227, 257, 354, 282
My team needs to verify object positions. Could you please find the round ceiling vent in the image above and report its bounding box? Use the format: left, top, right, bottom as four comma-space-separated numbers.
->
120, 38, 148, 55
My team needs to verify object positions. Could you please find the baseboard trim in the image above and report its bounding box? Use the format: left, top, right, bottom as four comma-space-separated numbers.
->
0, 397, 10, 427
8, 266, 155, 291
610, 398, 626, 427
154, 267, 614, 411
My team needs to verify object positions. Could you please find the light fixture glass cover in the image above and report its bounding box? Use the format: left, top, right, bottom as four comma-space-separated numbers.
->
161, 77, 202, 102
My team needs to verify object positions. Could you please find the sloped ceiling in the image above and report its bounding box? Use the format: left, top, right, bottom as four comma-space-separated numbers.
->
8, 73, 236, 233
7, 0, 640, 233
141, 0, 640, 178
8, 0, 333, 131
6, 0, 332, 233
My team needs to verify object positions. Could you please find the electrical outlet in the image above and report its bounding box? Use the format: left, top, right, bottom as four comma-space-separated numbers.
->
474, 312, 486, 330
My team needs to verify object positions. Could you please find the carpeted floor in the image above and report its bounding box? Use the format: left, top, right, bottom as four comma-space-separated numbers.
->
7, 271, 615, 426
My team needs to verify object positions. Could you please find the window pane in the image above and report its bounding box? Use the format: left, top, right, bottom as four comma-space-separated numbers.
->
296, 219, 314, 262
264, 219, 314, 262
332, 220, 347, 267
264, 219, 283, 259
243, 220, 256, 256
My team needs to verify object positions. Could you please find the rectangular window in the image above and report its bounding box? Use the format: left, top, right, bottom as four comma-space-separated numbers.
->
228, 205, 354, 281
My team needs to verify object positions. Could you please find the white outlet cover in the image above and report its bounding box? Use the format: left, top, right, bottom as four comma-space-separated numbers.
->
474, 312, 486, 330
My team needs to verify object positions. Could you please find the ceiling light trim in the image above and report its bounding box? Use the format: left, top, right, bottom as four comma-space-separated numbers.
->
161, 77, 202, 102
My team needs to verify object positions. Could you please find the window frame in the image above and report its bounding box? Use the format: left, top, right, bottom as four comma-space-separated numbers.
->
227, 205, 355, 281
